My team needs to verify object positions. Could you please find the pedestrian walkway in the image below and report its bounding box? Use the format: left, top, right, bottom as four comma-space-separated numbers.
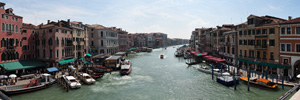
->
227, 66, 297, 87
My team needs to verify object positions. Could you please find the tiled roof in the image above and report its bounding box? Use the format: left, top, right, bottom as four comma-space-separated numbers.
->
281, 17, 300, 24
88, 24, 106, 29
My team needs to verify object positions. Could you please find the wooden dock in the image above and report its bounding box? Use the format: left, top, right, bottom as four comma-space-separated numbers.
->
56, 76, 70, 92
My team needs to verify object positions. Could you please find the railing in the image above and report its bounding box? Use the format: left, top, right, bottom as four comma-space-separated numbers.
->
255, 45, 267, 49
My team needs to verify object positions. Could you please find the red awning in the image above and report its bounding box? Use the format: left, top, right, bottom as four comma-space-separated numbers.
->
204, 56, 213, 58
205, 56, 226, 62
187, 47, 191, 51
190, 51, 196, 55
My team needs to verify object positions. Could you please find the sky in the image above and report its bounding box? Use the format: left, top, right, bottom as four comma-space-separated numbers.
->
2, 0, 300, 39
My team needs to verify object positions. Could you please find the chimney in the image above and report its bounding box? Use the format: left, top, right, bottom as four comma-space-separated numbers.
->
288, 16, 292, 20
47, 20, 50, 24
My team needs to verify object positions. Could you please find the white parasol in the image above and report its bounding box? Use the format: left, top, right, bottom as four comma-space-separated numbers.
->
9, 74, 17, 78
0, 75, 8, 79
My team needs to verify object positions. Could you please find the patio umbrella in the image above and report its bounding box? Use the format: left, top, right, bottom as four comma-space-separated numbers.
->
0, 75, 8, 79
9, 74, 17, 78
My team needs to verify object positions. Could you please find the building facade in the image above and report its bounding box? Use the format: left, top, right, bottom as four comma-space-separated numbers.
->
88, 24, 119, 55
35, 20, 74, 66
0, 2, 24, 62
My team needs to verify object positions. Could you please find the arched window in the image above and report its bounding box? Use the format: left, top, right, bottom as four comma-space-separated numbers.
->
56, 37, 59, 46
1, 23, 4, 31
61, 38, 64, 46
7, 52, 11, 60
49, 38, 52, 45
16, 25, 18, 33
42, 38, 45, 45
1, 38, 5, 48
1, 53, 6, 61
16, 52, 19, 59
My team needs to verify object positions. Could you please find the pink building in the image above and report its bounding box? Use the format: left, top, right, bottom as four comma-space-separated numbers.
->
0, 2, 23, 62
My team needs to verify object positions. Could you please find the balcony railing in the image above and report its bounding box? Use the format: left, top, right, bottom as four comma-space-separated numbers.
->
255, 45, 267, 49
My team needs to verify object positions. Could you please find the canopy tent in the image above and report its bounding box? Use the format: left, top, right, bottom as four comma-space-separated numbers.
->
47, 67, 58, 72
0, 60, 46, 72
58, 58, 76, 65
86, 53, 92, 57
236, 58, 290, 69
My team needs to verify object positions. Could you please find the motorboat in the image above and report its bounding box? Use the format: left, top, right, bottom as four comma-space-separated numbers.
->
197, 65, 231, 76
216, 76, 238, 86
240, 77, 278, 89
160, 54, 164, 59
78, 73, 96, 84
174, 51, 183, 57
0, 73, 56, 95
63, 75, 81, 89
120, 60, 132, 75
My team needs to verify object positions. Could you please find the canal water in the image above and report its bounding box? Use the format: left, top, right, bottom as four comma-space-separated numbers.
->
11, 45, 292, 100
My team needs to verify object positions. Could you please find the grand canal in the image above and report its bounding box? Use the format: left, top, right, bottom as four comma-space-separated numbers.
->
11, 45, 292, 100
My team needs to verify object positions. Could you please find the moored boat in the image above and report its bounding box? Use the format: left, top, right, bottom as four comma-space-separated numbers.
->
120, 60, 132, 75
240, 77, 278, 89
0, 73, 56, 95
216, 76, 238, 86
62, 75, 81, 89
174, 51, 183, 57
78, 73, 96, 84
197, 66, 231, 76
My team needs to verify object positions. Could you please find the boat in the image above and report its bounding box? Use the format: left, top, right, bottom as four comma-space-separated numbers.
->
174, 51, 183, 57
62, 75, 81, 89
160, 54, 164, 59
146, 48, 153, 52
216, 76, 238, 86
240, 77, 278, 89
78, 73, 96, 84
197, 66, 231, 76
0, 73, 56, 95
185, 61, 198, 66
120, 60, 132, 75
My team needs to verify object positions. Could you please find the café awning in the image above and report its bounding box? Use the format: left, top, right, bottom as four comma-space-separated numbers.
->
0, 60, 46, 72
58, 58, 76, 65
47, 67, 58, 72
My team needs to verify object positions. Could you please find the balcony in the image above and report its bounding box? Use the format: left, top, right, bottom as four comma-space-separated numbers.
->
255, 45, 267, 50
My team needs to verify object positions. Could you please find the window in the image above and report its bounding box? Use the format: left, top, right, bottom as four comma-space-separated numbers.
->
42, 38, 45, 45
239, 31, 242, 36
1, 14, 3, 19
251, 30, 255, 35
6, 16, 8, 19
16, 18, 18, 21
12, 25, 14, 32
49, 38, 52, 45
16, 25, 18, 33
244, 31, 247, 36
263, 52, 266, 59
256, 29, 261, 35
240, 50, 242, 56
57, 49, 59, 58
281, 44, 285, 51
281, 27, 286, 34
23, 55, 26, 60
283, 59, 289, 64
43, 49, 45, 57
32, 45, 35, 50
6, 24, 8, 31
270, 52, 274, 60
56, 37, 59, 46
248, 30, 251, 35
287, 27, 291, 34
244, 40, 247, 45
43, 30, 45, 34
269, 40, 275, 46
1, 23, 4, 31
269, 28, 275, 34
257, 51, 260, 59
296, 27, 300, 34
296, 44, 300, 52
287, 44, 291, 52
244, 50, 247, 57
49, 29, 52, 33
56, 29, 59, 32
256, 40, 261, 46
91, 41, 94, 46
62, 49, 64, 57
61, 38, 64, 46
12, 17, 14, 21
50, 49, 52, 58
262, 29, 267, 34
